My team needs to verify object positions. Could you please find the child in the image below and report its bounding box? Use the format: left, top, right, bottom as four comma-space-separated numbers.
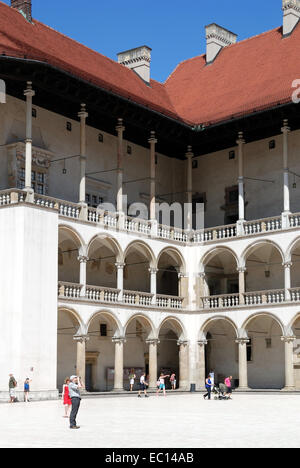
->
156, 372, 170, 396
170, 373, 176, 390
24, 378, 31, 403
129, 370, 136, 392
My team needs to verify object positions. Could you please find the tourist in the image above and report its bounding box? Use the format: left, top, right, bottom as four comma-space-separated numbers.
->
170, 373, 176, 390
129, 370, 136, 391
225, 376, 233, 399
156, 372, 170, 396
69, 375, 83, 429
24, 378, 31, 403
9, 374, 17, 403
62, 377, 72, 418
203, 375, 213, 400
138, 372, 149, 398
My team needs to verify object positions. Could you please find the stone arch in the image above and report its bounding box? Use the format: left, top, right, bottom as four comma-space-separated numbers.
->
285, 236, 300, 263
58, 224, 85, 250
86, 309, 123, 337
124, 240, 156, 268
86, 234, 123, 288
157, 247, 186, 297
241, 312, 285, 336
199, 246, 239, 273
58, 225, 85, 283
124, 313, 156, 339
200, 315, 239, 339
123, 241, 156, 293
157, 247, 186, 274
87, 234, 123, 263
241, 239, 284, 268
158, 316, 187, 341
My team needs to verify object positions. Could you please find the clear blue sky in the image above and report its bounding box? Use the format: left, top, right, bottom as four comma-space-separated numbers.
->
4, 0, 283, 82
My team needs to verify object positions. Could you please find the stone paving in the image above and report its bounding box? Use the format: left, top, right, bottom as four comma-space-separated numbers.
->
0, 393, 299, 448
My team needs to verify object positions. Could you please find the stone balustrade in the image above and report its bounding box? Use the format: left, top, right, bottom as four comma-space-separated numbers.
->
86, 286, 119, 303
123, 290, 153, 306
202, 293, 240, 309
156, 294, 184, 309
58, 282, 82, 299
289, 287, 300, 302
2, 188, 300, 246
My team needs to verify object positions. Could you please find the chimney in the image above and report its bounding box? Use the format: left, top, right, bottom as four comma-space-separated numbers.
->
117, 46, 152, 84
11, 0, 32, 22
282, 0, 300, 36
205, 24, 237, 64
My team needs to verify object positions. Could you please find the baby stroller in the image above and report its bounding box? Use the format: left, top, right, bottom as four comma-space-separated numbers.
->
213, 383, 230, 400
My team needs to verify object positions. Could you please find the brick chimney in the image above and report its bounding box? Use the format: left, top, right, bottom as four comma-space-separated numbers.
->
205, 24, 237, 64
282, 0, 300, 36
117, 46, 152, 84
11, 0, 32, 22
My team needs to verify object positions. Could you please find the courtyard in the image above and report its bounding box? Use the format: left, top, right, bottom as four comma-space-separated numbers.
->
0, 393, 299, 448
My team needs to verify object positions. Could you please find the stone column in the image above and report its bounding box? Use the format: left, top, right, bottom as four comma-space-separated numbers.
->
116, 118, 125, 229
178, 340, 189, 390
78, 104, 88, 220
198, 340, 207, 391
186, 146, 193, 232
24, 81, 35, 202
148, 131, 158, 235
238, 267, 246, 305
283, 262, 292, 301
281, 119, 291, 228
236, 132, 245, 233
74, 335, 89, 389
147, 339, 159, 389
149, 268, 158, 305
236, 338, 249, 390
112, 337, 126, 391
115, 262, 125, 301
178, 273, 189, 307
78, 255, 89, 297
281, 336, 296, 391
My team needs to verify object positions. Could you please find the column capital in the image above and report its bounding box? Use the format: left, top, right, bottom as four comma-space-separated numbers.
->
115, 262, 126, 270
283, 261, 293, 268
24, 81, 35, 98
146, 338, 160, 345
74, 334, 90, 343
281, 335, 296, 343
235, 338, 250, 345
148, 267, 159, 275
198, 272, 206, 279
78, 103, 88, 119
78, 255, 89, 263
178, 272, 188, 279
116, 118, 125, 133
112, 336, 126, 344
236, 131, 245, 145
177, 339, 189, 347
237, 266, 247, 273
198, 339, 208, 347
185, 145, 194, 159
148, 130, 158, 144
281, 119, 291, 134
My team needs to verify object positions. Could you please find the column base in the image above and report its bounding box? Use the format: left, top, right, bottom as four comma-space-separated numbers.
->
25, 188, 34, 203
281, 386, 296, 392
281, 211, 291, 229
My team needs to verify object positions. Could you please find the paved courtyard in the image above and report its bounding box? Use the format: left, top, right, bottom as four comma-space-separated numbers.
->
0, 393, 299, 448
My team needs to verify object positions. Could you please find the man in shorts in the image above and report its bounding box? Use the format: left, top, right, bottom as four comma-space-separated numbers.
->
138, 372, 149, 398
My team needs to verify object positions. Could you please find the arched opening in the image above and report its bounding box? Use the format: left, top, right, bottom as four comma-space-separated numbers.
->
57, 308, 81, 392
58, 227, 82, 283
202, 318, 238, 386
202, 248, 239, 296
244, 314, 285, 389
244, 242, 284, 293
157, 249, 185, 297
290, 315, 300, 389
87, 236, 121, 289
86, 311, 121, 392
290, 240, 300, 288
158, 318, 186, 389
124, 242, 155, 293
124, 315, 155, 390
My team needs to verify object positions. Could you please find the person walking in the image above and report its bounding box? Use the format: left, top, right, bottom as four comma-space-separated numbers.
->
203, 375, 213, 400
225, 376, 233, 399
170, 373, 177, 390
138, 373, 149, 398
8, 374, 17, 403
24, 378, 31, 403
62, 377, 72, 418
69, 375, 83, 429
156, 372, 170, 396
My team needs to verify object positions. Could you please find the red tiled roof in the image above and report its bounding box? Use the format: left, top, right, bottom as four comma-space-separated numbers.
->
0, 1, 299, 127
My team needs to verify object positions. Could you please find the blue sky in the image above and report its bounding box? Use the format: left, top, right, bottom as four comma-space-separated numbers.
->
4, 0, 283, 82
